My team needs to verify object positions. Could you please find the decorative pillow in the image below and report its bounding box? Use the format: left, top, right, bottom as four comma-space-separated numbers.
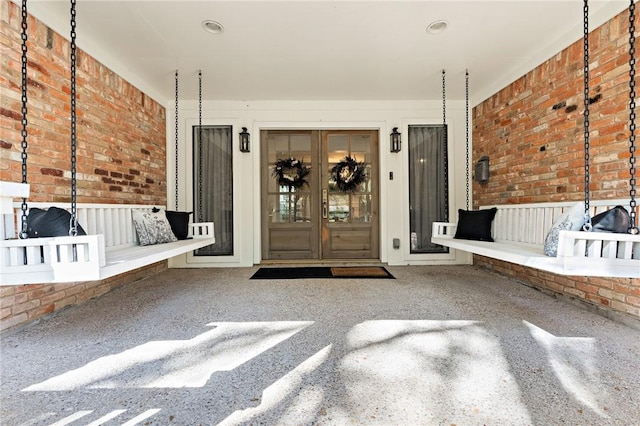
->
132, 209, 178, 246
26, 207, 87, 238
543, 202, 585, 256
454, 207, 498, 242
165, 210, 192, 240
591, 205, 630, 233
26, 208, 48, 238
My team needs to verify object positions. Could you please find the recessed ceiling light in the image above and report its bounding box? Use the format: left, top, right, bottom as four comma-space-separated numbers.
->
202, 20, 224, 34
426, 20, 448, 34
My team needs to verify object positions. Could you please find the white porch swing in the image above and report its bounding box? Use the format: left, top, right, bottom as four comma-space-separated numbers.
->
0, 1, 214, 285
432, 0, 640, 278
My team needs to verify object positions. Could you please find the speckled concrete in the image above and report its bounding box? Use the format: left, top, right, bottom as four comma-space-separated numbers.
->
1, 265, 639, 426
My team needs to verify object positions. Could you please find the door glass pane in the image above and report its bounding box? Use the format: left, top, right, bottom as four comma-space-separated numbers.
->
290, 134, 312, 163
351, 194, 372, 222
356, 164, 372, 192
267, 194, 285, 223
328, 135, 349, 157
193, 125, 233, 256
294, 194, 312, 222
267, 133, 312, 224
351, 135, 370, 163
329, 194, 349, 222
327, 133, 373, 223
408, 125, 448, 254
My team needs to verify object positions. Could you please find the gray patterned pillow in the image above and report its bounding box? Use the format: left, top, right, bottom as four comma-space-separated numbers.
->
132, 209, 178, 246
543, 218, 572, 256
543, 202, 585, 256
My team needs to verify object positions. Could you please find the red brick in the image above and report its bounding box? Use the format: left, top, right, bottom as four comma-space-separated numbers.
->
0, 1, 169, 331
1, 1, 166, 203
474, 9, 633, 206
470, 8, 640, 322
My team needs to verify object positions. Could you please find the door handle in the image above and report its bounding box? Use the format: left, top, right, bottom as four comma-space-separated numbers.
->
322, 189, 328, 219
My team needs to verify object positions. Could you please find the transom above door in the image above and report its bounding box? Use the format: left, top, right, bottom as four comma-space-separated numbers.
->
261, 130, 379, 260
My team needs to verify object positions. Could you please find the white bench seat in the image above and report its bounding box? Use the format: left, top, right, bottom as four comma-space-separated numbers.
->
1, 198, 215, 285
432, 199, 640, 278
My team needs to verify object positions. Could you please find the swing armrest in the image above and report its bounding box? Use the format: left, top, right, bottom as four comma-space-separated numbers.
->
432, 222, 457, 239
190, 222, 215, 239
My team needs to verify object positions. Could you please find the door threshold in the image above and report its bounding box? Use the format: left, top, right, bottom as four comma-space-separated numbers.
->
260, 259, 385, 267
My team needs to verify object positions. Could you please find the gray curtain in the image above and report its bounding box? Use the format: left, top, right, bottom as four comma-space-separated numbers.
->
193, 126, 233, 256
408, 125, 448, 253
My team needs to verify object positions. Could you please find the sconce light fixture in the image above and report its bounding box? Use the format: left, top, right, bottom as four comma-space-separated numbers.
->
239, 127, 250, 152
474, 155, 490, 183
390, 127, 401, 153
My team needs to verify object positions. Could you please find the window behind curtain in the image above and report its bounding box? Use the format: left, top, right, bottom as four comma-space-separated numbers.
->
193, 125, 233, 256
408, 125, 448, 254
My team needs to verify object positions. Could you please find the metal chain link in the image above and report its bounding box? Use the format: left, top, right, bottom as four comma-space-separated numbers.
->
198, 70, 204, 223
69, 0, 78, 236
628, 0, 639, 234
174, 70, 179, 211
582, 0, 593, 231
19, 0, 29, 239
465, 70, 470, 211
442, 69, 449, 221
442, 69, 447, 126
67, 0, 79, 262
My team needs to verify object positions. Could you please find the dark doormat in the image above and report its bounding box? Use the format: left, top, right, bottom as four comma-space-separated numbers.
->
250, 266, 394, 279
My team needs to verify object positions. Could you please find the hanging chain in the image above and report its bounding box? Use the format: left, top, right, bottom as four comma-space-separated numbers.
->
582, 0, 593, 231
465, 70, 470, 211
174, 70, 179, 211
69, 0, 78, 236
442, 69, 449, 221
628, 0, 639, 234
442, 69, 447, 126
68, 0, 78, 235
198, 70, 204, 223
19, 0, 29, 239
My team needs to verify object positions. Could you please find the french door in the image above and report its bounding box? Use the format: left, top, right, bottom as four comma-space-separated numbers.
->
261, 130, 379, 260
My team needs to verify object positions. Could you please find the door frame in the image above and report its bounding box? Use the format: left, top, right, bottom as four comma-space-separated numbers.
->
320, 129, 379, 259
256, 123, 386, 263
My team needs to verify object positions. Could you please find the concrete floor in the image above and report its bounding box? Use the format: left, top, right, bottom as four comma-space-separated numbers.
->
1, 265, 639, 426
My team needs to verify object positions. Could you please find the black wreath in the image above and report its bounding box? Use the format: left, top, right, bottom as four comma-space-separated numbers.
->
331, 156, 367, 192
272, 158, 311, 189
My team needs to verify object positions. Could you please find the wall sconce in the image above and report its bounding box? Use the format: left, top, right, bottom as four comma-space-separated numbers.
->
390, 127, 401, 153
474, 156, 490, 183
239, 127, 250, 152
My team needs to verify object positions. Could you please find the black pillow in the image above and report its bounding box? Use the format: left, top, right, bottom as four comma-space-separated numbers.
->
165, 210, 192, 240
27, 207, 87, 238
591, 205, 630, 233
454, 207, 497, 242
25, 208, 48, 238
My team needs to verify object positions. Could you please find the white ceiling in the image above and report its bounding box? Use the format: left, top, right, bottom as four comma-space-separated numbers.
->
22, 0, 629, 105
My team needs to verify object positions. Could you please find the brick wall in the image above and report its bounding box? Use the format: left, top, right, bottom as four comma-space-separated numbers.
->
0, 261, 167, 332
473, 7, 639, 323
0, 0, 167, 331
0, 0, 167, 204
473, 8, 636, 206
474, 256, 639, 323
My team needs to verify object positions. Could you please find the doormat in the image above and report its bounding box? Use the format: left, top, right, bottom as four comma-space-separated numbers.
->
250, 266, 394, 280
